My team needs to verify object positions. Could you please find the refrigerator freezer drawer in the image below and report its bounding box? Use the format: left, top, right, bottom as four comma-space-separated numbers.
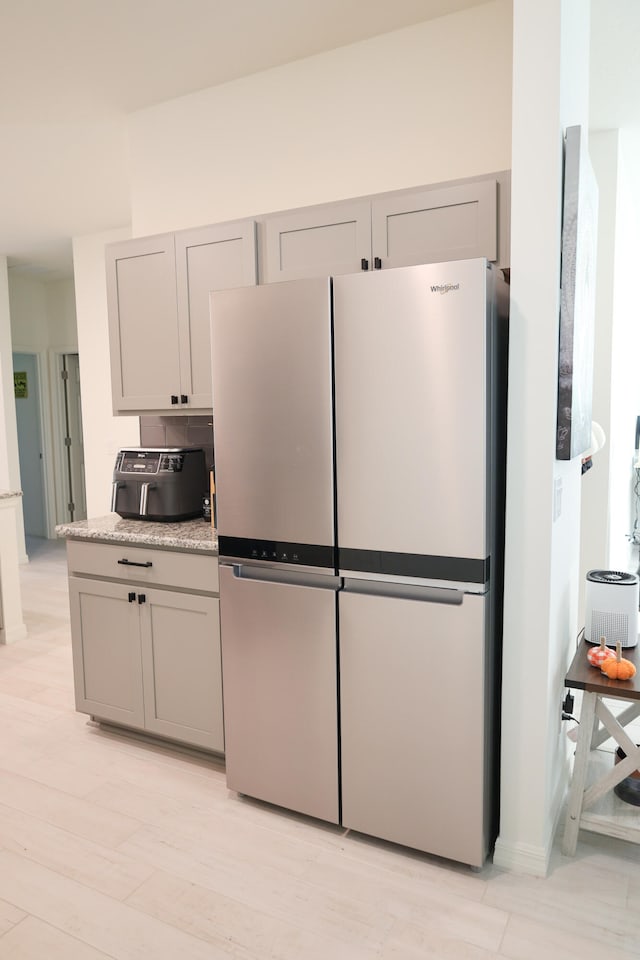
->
219, 563, 340, 824
339, 587, 494, 867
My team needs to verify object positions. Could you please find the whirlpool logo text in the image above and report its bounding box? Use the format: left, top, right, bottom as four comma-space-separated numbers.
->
430, 283, 460, 294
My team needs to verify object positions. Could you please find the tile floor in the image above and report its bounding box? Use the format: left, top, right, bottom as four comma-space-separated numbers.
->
0, 536, 638, 959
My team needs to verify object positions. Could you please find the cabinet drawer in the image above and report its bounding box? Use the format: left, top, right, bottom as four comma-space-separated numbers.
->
66, 540, 219, 594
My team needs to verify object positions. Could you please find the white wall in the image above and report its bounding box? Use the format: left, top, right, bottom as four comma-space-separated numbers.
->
583, 129, 640, 579
494, 0, 591, 876
608, 130, 640, 571
129, 1, 513, 235
0, 257, 26, 558
72, 228, 139, 518
75, 0, 513, 517
8, 272, 80, 537
46, 278, 79, 348
8, 274, 48, 349
579, 131, 617, 608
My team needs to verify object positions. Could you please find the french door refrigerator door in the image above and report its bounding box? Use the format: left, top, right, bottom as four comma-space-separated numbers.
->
333, 259, 493, 588
219, 562, 340, 824
210, 278, 335, 567
339, 581, 494, 867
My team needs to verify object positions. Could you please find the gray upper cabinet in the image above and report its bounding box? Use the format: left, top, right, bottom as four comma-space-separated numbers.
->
107, 234, 180, 414
261, 177, 502, 283
261, 200, 371, 283
371, 179, 498, 269
107, 220, 257, 414
175, 222, 258, 410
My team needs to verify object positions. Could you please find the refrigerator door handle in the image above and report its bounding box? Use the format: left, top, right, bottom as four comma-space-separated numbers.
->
230, 563, 342, 592
343, 577, 463, 605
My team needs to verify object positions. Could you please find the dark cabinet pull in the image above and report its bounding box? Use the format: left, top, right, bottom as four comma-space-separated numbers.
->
128, 592, 136, 603
117, 559, 153, 568
181, 394, 188, 404
360, 258, 369, 271
171, 395, 179, 405
137, 593, 146, 604
374, 257, 382, 270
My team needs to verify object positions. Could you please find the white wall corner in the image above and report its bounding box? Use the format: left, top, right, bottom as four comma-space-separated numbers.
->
499, 0, 591, 865
494, 765, 567, 876
72, 227, 139, 518
492, 835, 552, 877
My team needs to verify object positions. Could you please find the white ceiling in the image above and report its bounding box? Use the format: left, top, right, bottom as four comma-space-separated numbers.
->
0, 0, 637, 280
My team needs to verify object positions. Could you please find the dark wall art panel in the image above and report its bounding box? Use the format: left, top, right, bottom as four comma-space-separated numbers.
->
556, 124, 599, 461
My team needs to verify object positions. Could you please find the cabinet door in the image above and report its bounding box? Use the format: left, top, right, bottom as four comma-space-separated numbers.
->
140, 589, 223, 752
68, 577, 144, 728
106, 234, 181, 412
371, 180, 497, 269
261, 200, 371, 282
175, 221, 257, 410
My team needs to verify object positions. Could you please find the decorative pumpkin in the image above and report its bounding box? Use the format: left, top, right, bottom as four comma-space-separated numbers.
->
600, 641, 637, 681
587, 636, 616, 668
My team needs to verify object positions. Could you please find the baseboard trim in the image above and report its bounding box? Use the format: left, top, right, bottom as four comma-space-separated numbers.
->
492, 835, 552, 876
0, 623, 28, 645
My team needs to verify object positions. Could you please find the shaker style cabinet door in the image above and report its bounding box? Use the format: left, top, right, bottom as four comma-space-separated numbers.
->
107, 221, 257, 414
68, 576, 145, 728
371, 180, 498, 269
140, 588, 224, 752
106, 234, 181, 413
261, 200, 371, 282
175, 221, 257, 410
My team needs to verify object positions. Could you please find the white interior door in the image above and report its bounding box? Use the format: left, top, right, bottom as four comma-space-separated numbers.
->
12, 352, 47, 537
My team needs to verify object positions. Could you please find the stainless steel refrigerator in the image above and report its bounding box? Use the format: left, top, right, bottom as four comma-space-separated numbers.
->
210, 259, 507, 867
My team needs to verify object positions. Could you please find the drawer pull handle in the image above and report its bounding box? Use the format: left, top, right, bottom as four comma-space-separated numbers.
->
117, 559, 153, 568
128, 592, 136, 603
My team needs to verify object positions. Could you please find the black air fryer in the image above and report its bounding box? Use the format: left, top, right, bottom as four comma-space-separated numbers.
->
111, 447, 207, 521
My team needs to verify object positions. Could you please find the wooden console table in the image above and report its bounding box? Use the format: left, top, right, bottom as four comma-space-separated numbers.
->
562, 640, 640, 855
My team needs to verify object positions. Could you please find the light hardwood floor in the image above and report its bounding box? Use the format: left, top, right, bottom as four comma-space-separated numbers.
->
0, 537, 638, 959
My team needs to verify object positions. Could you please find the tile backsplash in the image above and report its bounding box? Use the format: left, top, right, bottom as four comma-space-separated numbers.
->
139, 416, 214, 471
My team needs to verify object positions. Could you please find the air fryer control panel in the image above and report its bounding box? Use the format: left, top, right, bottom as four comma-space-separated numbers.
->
115, 450, 185, 474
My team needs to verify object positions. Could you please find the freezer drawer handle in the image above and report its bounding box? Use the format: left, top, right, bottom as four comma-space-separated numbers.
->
231, 563, 341, 591
117, 559, 153, 569
343, 578, 464, 605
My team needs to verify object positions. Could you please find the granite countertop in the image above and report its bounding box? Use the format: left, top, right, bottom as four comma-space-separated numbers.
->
56, 514, 218, 555
0, 490, 23, 499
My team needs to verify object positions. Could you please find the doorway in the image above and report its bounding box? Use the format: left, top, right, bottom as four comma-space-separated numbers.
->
12, 352, 47, 537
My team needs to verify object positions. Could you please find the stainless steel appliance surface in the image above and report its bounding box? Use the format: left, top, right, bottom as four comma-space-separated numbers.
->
211, 278, 340, 824
210, 259, 507, 867
111, 447, 208, 522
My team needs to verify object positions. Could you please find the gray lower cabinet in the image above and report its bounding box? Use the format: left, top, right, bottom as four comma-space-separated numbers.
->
69, 577, 145, 730
68, 547, 223, 753
141, 588, 221, 750
106, 220, 257, 415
